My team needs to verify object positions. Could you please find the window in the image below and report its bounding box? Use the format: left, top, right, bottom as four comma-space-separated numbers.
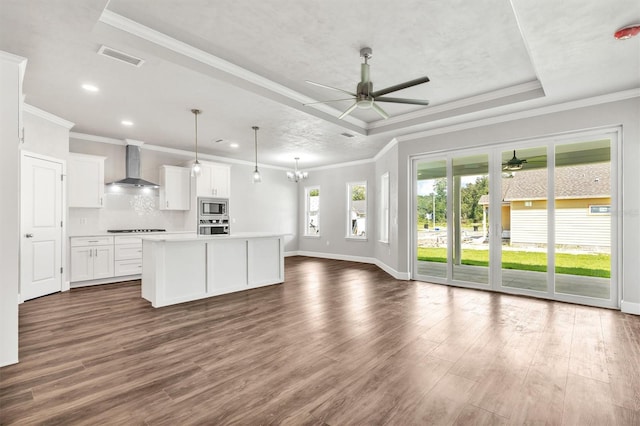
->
305, 186, 320, 236
379, 172, 389, 243
347, 181, 367, 238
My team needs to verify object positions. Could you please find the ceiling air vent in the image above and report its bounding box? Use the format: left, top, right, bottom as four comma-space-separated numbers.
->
97, 45, 145, 68
341, 132, 355, 138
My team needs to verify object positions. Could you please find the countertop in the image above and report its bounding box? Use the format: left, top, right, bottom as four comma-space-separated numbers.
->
141, 232, 286, 242
68, 231, 194, 238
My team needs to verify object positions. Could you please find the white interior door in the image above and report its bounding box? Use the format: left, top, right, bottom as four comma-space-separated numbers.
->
20, 154, 63, 301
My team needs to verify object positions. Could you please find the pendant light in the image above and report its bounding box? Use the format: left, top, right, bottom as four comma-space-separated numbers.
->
252, 126, 262, 183
190, 108, 202, 177
286, 157, 309, 182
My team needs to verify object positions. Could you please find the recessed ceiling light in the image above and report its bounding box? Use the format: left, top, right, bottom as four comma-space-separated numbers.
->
121, 120, 134, 126
82, 83, 99, 92
230, 143, 239, 148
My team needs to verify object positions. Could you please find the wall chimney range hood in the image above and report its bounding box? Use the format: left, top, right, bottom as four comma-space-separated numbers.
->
108, 144, 159, 188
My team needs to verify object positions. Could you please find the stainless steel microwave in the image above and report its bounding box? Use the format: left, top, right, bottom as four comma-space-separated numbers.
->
198, 197, 228, 217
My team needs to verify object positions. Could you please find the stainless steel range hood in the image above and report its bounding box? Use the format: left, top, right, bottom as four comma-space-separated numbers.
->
108, 145, 159, 188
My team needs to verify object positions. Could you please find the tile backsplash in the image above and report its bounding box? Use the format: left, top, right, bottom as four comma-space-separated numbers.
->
68, 187, 192, 235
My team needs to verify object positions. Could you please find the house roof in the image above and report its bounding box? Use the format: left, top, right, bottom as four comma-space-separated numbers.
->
479, 162, 611, 205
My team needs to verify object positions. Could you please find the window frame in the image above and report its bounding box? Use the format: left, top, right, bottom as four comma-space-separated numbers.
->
304, 185, 320, 237
379, 172, 390, 243
346, 180, 367, 240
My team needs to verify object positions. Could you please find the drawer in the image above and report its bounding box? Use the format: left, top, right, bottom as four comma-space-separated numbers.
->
71, 236, 114, 247
115, 244, 143, 260
115, 259, 142, 277
114, 235, 142, 245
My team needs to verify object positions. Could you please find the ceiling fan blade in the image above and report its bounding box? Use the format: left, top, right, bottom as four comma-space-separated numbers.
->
371, 76, 430, 98
305, 80, 356, 97
338, 102, 358, 120
371, 102, 389, 120
303, 98, 354, 106
375, 96, 430, 106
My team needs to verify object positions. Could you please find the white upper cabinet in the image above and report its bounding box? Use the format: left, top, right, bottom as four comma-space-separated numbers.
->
197, 162, 230, 198
159, 165, 191, 210
67, 153, 105, 208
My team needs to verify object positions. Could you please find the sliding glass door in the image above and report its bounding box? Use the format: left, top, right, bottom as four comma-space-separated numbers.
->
499, 146, 548, 293
452, 154, 489, 286
412, 130, 618, 308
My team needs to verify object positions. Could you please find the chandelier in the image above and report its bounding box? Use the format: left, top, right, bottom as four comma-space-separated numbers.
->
286, 157, 308, 182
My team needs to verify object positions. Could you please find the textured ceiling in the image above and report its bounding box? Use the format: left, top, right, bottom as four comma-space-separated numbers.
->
1, 0, 638, 168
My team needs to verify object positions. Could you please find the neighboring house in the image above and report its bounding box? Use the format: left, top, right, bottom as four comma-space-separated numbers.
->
479, 162, 611, 249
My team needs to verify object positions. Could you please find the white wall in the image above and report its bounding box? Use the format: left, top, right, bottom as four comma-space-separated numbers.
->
0, 52, 25, 367
228, 164, 298, 253
22, 110, 70, 159
297, 161, 376, 260
374, 143, 401, 276
393, 97, 640, 311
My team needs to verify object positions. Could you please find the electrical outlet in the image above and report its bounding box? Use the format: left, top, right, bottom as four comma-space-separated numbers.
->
326, 240, 330, 246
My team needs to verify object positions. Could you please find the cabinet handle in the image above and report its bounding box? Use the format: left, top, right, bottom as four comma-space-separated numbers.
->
100, 197, 103, 206
25, 233, 33, 238
88, 240, 99, 243
89, 248, 92, 257
95, 248, 98, 256
166, 201, 169, 208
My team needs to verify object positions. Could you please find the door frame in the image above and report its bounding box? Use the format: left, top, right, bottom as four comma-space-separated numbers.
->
19, 150, 67, 303
409, 126, 622, 309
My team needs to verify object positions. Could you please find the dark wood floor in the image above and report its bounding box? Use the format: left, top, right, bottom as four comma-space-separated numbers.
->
1, 256, 639, 425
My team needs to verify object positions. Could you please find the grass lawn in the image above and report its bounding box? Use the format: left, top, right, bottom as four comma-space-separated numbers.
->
417, 247, 610, 278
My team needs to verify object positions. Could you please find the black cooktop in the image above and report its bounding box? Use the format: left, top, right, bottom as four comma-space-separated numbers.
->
107, 229, 166, 233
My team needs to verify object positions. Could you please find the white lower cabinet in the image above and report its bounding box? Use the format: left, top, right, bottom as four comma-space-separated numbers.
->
70, 237, 114, 282
114, 236, 143, 277
70, 235, 143, 285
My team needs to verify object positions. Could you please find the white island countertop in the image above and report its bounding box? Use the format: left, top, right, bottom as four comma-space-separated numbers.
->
140, 232, 287, 242
141, 233, 285, 307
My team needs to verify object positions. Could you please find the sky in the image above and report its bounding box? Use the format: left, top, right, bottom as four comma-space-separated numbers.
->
417, 175, 482, 196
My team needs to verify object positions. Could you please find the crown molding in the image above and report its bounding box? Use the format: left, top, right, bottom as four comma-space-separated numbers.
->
23, 104, 75, 129
306, 157, 374, 172
373, 138, 399, 162
0, 50, 27, 64
396, 88, 640, 143
70, 132, 124, 145
98, 9, 367, 130
367, 80, 544, 131
70, 131, 289, 171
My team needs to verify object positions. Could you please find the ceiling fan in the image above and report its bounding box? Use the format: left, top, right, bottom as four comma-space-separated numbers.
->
304, 47, 430, 120
503, 150, 547, 171
503, 150, 527, 171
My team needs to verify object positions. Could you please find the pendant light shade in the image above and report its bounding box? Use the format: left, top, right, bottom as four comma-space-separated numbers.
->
191, 109, 202, 177
286, 157, 308, 182
252, 126, 261, 183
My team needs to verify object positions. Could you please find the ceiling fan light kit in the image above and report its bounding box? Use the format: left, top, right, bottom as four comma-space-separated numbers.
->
305, 47, 430, 120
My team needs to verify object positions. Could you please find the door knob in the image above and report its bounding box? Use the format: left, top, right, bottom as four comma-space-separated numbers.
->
25, 233, 33, 238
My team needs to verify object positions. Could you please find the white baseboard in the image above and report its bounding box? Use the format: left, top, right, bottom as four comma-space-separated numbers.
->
374, 259, 410, 281
289, 251, 410, 280
621, 300, 640, 315
295, 250, 376, 265
284, 251, 299, 257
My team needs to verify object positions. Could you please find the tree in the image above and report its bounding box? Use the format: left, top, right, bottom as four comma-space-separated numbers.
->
460, 176, 488, 224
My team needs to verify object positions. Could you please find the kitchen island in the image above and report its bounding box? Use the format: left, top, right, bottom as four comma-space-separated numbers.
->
141, 233, 285, 307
